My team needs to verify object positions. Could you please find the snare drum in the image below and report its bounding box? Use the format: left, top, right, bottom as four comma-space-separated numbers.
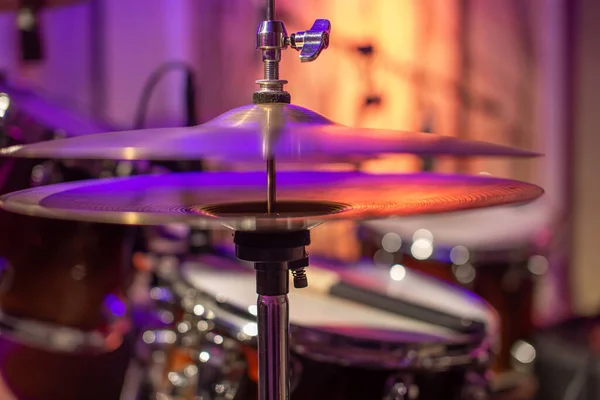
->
361, 201, 552, 371
157, 256, 498, 400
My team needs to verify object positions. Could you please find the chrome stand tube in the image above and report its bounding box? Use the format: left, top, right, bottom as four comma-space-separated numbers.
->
257, 294, 289, 400
255, 261, 290, 400
234, 231, 310, 400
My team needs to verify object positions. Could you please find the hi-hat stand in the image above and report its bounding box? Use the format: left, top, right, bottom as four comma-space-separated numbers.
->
234, 231, 310, 400
243, 2, 331, 399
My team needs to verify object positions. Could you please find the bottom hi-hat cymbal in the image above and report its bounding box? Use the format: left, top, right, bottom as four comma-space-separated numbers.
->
0, 171, 544, 231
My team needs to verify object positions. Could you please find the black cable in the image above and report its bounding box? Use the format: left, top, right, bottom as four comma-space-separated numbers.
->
89, 0, 108, 118
133, 61, 198, 130
131, 61, 211, 258
133, 61, 202, 174
17, 3, 44, 62
184, 71, 197, 127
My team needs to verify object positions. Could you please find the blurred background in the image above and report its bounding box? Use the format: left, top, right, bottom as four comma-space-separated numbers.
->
0, 0, 597, 399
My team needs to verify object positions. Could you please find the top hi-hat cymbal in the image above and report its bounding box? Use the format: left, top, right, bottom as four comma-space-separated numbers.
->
0, 104, 541, 163
0, 0, 84, 11
0, 171, 544, 231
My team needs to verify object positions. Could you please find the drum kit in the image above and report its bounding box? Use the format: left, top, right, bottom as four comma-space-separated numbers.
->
0, 0, 546, 399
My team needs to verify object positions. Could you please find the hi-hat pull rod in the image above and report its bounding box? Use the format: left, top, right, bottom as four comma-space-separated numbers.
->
266, 0, 275, 20
267, 157, 276, 214
265, 0, 276, 214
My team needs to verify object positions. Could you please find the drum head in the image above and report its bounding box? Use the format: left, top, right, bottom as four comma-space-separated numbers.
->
364, 199, 551, 258
336, 264, 499, 337
365, 199, 550, 249
179, 258, 497, 369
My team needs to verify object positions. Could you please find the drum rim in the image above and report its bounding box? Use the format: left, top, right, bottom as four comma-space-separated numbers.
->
171, 262, 492, 371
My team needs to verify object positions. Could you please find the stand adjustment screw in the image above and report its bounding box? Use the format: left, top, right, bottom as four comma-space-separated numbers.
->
289, 257, 309, 289
291, 268, 308, 289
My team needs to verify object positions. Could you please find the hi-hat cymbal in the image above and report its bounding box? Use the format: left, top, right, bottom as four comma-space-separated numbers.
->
0, 0, 84, 11
0, 171, 544, 231
0, 104, 541, 163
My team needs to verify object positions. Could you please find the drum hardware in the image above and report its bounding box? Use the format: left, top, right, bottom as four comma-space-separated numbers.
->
140, 299, 251, 399
0, 79, 119, 188
0, 76, 113, 140
462, 377, 490, 400
231, 229, 309, 400
0, 302, 132, 354
532, 318, 600, 400
383, 375, 418, 400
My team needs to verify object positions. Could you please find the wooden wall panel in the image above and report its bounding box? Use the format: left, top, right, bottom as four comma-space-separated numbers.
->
276, 0, 460, 174
571, 0, 600, 316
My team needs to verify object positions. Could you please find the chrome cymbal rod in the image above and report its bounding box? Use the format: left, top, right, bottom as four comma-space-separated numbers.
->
267, 156, 276, 214
257, 270, 289, 400
266, 0, 275, 21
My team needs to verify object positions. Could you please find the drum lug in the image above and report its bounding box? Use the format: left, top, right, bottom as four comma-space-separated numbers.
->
141, 329, 179, 350
165, 369, 193, 398
462, 371, 490, 400
462, 386, 489, 400
290, 355, 304, 392
150, 286, 176, 308
384, 375, 419, 400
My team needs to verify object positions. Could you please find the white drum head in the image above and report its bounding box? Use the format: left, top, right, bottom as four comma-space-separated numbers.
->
364, 198, 551, 251
337, 263, 498, 337
181, 259, 498, 343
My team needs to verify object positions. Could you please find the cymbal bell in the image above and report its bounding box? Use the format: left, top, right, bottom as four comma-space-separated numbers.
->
0, 171, 544, 231
0, 0, 84, 11
0, 104, 541, 163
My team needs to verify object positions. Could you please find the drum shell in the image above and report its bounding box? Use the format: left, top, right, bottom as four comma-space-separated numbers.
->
240, 354, 475, 400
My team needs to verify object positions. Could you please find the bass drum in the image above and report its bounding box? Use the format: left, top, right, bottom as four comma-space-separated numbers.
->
361, 201, 551, 372
155, 255, 499, 400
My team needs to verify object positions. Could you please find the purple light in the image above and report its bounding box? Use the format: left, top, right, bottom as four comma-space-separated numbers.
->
104, 293, 127, 317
